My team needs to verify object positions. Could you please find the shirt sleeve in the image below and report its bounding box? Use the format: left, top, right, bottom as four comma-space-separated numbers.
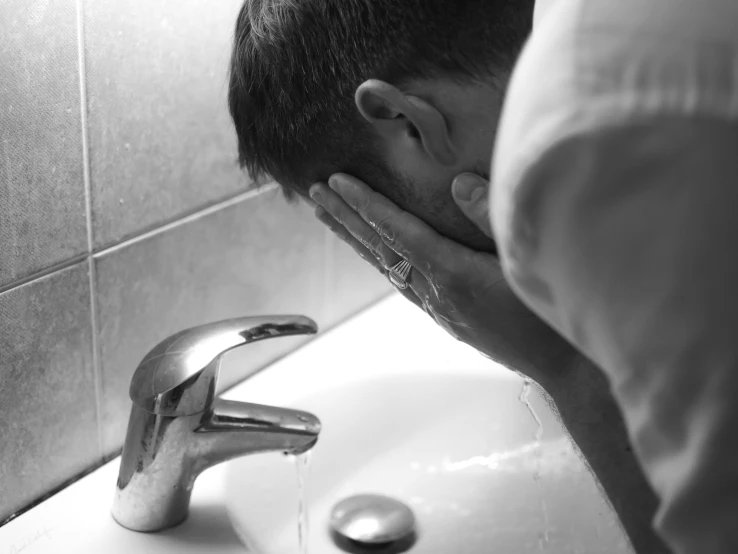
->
490, 1, 738, 553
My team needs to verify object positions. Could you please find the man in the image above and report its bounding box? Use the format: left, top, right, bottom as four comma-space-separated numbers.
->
227, 1, 668, 552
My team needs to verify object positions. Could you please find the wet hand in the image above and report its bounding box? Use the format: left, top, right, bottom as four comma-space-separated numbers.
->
310, 173, 575, 392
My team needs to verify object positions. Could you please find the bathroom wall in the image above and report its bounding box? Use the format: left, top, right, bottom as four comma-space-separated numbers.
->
0, 0, 390, 523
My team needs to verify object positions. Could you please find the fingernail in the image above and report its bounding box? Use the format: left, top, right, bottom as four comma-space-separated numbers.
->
452, 173, 485, 203
328, 174, 352, 194
309, 185, 322, 205
328, 175, 359, 205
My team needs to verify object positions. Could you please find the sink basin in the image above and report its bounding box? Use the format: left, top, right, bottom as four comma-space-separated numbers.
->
223, 295, 633, 554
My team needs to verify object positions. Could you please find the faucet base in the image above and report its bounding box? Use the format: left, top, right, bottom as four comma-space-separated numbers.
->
112, 405, 196, 532
112, 494, 190, 533
112, 401, 320, 532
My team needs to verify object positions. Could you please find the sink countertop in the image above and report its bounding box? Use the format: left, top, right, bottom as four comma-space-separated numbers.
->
0, 294, 518, 554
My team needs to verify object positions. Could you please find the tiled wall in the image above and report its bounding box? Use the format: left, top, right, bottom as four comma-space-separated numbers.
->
0, 0, 390, 523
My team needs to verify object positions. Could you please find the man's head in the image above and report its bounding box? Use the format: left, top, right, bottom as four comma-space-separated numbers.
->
229, 0, 533, 252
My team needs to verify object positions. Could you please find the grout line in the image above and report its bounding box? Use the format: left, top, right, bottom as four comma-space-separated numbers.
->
93, 183, 277, 258
0, 254, 87, 296
76, 1, 94, 254
75, 0, 105, 459
86, 255, 104, 457
0, 186, 275, 296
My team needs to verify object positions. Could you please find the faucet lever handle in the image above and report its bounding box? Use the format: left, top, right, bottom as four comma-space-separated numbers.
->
129, 315, 318, 416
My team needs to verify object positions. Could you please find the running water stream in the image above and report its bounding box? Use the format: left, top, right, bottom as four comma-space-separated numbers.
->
294, 452, 312, 554
518, 378, 550, 551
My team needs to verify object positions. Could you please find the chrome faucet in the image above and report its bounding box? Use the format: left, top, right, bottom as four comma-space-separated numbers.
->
111, 316, 321, 532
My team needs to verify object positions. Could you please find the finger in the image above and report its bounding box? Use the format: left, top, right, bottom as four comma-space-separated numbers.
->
328, 173, 464, 276
451, 173, 494, 238
408, 270, 434, 309
391, 265, 435, 314
395, 281, 426, 312
315, 206, 385, 274
318, 204, 429, 313
310, 182, 402, 269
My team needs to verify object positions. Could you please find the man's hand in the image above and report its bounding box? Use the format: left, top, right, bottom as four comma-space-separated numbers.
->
309, 172, 574, 393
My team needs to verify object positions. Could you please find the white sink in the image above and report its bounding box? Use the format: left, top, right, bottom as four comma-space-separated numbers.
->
223, 295, 633, 554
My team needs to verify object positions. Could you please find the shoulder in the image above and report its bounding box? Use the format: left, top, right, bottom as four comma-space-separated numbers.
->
490, 0, 738, 346
492, 0, 738, 260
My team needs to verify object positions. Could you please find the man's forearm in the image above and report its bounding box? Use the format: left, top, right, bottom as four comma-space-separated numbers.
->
545, 355, 670, 554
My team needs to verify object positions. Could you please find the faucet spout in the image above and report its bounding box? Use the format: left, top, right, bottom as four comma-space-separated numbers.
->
195, 399, 321, 469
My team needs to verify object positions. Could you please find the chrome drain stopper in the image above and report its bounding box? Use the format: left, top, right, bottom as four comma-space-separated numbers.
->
329, 493, 417, 552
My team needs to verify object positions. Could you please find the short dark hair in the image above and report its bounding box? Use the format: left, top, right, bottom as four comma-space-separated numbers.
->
228, 0, 533, 196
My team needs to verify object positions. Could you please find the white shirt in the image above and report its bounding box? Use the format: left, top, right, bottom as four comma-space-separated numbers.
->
492, 1, 738, 553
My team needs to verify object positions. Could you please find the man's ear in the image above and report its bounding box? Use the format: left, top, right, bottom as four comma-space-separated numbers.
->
354, 79, 457, 167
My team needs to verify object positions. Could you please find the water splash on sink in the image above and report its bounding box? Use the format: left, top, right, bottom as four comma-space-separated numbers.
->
295, 451, 312, 554
519, 378, 550, 550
